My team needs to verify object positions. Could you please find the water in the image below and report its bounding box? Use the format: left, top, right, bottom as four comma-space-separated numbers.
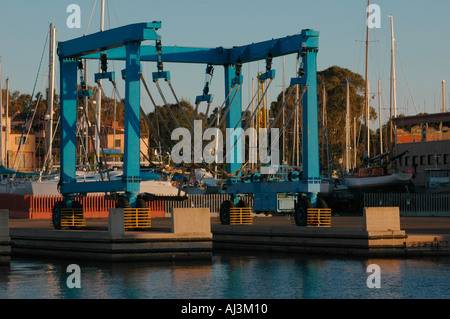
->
0, 252, 449, 299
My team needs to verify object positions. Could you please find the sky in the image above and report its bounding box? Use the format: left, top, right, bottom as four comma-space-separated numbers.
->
1, 0, 449, 127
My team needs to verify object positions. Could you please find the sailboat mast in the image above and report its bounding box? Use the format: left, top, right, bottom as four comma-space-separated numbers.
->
365, 0, 370, 159
322, 81, 325, 172
282, 56, 285, 164
46, 23, 56, 171
378, 79, 383, 154
95, 0, 105, 164
345, 79, 350, 173
388, 14, 396, 148
84, 60, 89, 167
0, 57, 3, 166
5, 77, 8, 168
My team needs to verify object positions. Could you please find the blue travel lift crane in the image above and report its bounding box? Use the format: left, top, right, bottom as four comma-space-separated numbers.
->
54, 21, 322, 229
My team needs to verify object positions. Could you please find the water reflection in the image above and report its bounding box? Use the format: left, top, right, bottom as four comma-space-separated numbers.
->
0, 254, 449, 299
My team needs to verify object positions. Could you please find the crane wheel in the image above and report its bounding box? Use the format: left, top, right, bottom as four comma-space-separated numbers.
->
219, 200, 235, 225
52, 201, 67, 230
294, 197, 312, 226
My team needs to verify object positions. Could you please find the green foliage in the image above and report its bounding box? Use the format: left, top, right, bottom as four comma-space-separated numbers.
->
270, 65, 378, 171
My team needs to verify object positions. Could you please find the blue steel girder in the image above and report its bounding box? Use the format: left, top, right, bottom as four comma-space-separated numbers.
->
57, 22, 161, 58
81, 29, 318, 65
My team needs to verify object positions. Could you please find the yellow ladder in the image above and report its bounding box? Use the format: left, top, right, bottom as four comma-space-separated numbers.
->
306, 208, 332, 227
230, 207, 253, 225
60, 208, 86, 228
124, 208, 152, 230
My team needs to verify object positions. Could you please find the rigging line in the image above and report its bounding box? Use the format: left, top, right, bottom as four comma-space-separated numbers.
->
13, 89, 42, 172
106, 80, 171, 166
86, 94, 111, 181
13, 31, 49, 172
39, 116, 60, 179
395, 44, 418, 115
250, 86, 308, 174
109, 0, 120, 26
85, 0, 98, 35
139, 74, 174, 139
222, 82, 299, 172
154, 79, 182, 128
167, 79, 193, 131
81, 101, 103, 177
231, 77, 276, 134
13, 75, 47, 172
201, 101, 213, 132
113, 77, 172, 151
216, 82, 244, 130
205, 83, 242, 132
205, 84, 237, 132
22, 70, 49, 151
139, 107, 171, 153
138, 136, 153, 164
75, 118, 90, 166
267, 84, 295, 131
235, 79, 272, 134
317, 102, 334, 172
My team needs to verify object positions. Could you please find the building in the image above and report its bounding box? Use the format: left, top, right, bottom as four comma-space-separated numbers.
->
393, 112, 450, 188
0, 112, 154, 172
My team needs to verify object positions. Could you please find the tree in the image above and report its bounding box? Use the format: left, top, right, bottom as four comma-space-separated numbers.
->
270, 65, 378, 172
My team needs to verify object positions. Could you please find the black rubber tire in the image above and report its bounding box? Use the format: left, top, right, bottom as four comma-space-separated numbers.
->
294, 197, 313, 226
52, 201, 66, 230
236, 199, 247, 208
317, 198, 328, 209
71, 200, 83, 209
68, 201, 84, 229
219, 200, 235, 225
136, 196, 147, 209
116, 196, 131, 208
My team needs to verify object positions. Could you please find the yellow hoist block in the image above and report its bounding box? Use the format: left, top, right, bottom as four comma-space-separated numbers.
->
306, 208, 332, 227
230, 207, 253, 225
124, 208, 152, 230
60, 208, 86, 228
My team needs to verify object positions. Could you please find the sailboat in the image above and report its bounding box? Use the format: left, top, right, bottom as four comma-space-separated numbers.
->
342, 3, 413, 194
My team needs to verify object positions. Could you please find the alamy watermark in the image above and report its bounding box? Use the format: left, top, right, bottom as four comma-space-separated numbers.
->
171, 120, 280, 174
366, 264, 381, 288
66, 4, 81, 29
66, 264, 81, 289
367, 4, 381, 29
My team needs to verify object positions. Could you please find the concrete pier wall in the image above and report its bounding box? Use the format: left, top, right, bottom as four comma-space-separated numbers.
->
212, 207, 450, 257
0, 209, 11, 264
10, 208, 213, 262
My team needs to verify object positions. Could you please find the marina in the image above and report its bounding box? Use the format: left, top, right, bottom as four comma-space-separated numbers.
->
0, 0, 449, 301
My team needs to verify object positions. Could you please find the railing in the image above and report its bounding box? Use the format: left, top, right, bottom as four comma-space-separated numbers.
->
364, 193, 450, 216
124, 208, 151, 230
163, 194, 254, 214
5, 193, 255, 219
60, 207, 86, 228
230, 207, 253, 225
306, 208, 331, 227
30, 194, 116, 218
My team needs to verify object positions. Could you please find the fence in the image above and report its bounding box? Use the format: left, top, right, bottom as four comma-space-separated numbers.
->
30, 194, 116, 219
162, 194, 254, 214
363, 193, 450, 216
2, 193, 252, 219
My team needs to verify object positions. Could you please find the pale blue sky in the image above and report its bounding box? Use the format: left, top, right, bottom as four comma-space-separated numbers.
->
1, 0, 449, 125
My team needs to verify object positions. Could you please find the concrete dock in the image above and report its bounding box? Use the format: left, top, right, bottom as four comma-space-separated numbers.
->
8, 208, 213, 262
4, 207, 450, 261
